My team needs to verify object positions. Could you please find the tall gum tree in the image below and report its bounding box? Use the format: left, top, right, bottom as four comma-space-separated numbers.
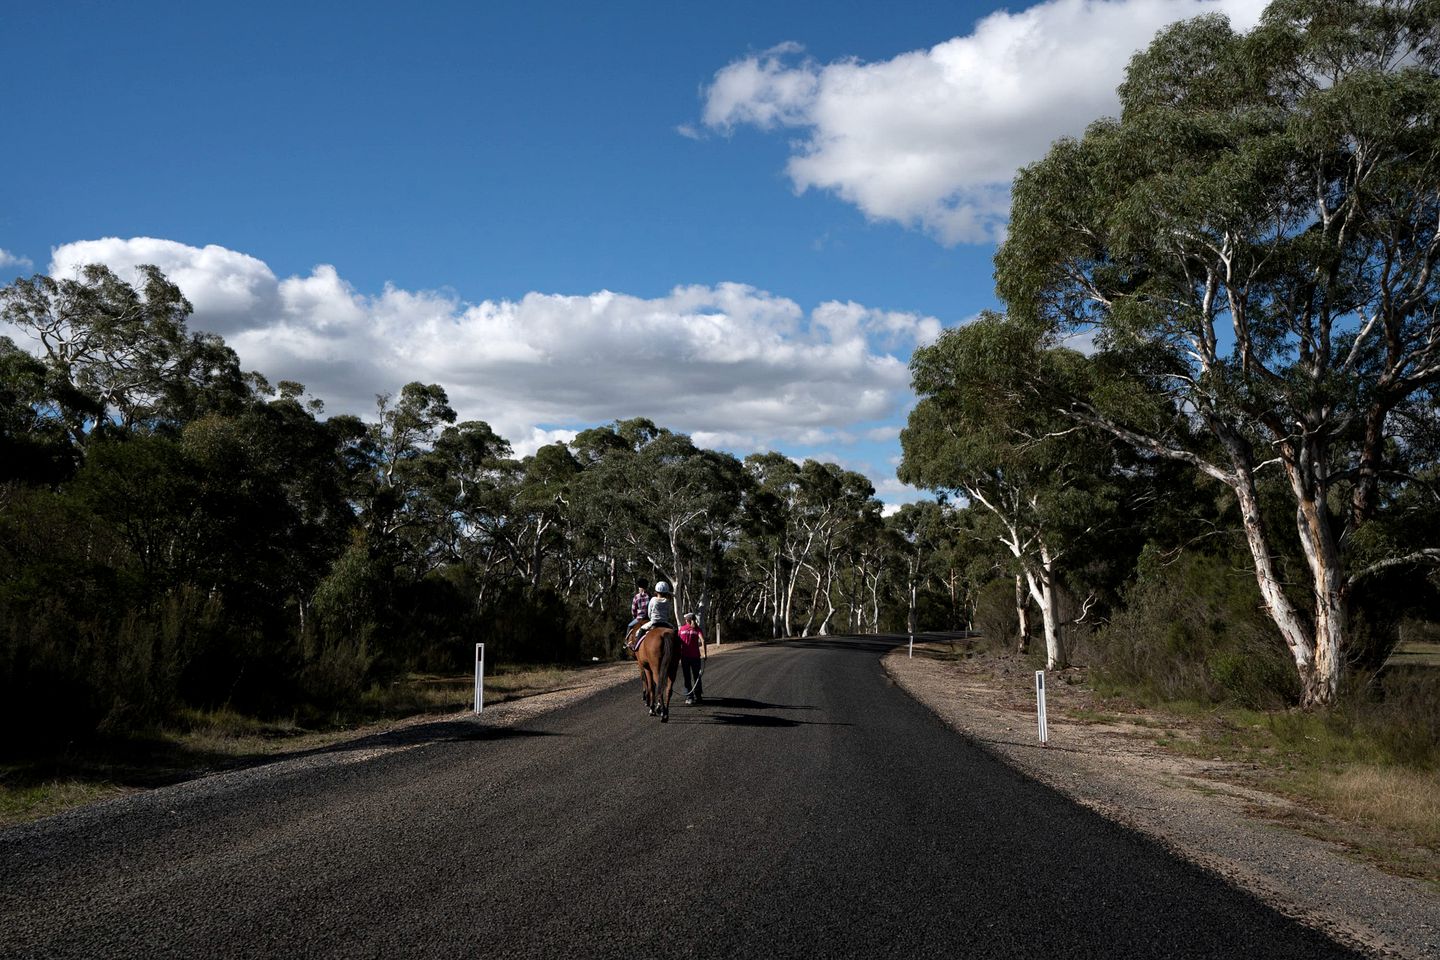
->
995, 0, 1440, 705
900, 314, 1119, 669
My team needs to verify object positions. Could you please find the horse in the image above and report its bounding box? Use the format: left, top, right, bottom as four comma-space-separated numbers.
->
628, 622, 679, 721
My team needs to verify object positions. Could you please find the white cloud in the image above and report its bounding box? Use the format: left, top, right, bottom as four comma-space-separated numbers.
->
50, 237, 281, 335
866, 426, 900, 443
0, 249, 34, 271
513, 427, 580, 458
873, 475, 929, 506
42, 237, 939, 454
702, 0, 1266, 244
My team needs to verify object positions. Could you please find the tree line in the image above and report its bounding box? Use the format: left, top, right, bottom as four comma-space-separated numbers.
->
0, 265, 960, 741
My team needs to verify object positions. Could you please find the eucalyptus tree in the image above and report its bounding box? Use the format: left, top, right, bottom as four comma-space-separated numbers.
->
901, 315, 1119, 668
847, 507, 896, 633
626, 431, 743, 614
888, 501, 943, 638
568, 418, 665, 596
564, 419, 744, 617
682, 449, 750, 629
0, 265, 245, 447
510, 442, 583, 590
741, 452, 804, 636
0, 338, 73, 484
995, 0, 1440, 704
364, 381, 457, 570
791, 460, 882, 636
422, 418, 513, 603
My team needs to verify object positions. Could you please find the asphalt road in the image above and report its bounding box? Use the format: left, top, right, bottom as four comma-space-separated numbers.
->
1, 636, 1361, 959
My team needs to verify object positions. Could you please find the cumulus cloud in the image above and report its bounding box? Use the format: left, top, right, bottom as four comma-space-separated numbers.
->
43, 238, 938, 456
51, 237, 281, 335
0, 249, 34, 272
701, 0, 1267, 244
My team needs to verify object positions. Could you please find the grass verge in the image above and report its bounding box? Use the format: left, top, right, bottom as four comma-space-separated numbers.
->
0, 661, 613, 829
1084, 683, 1440, 881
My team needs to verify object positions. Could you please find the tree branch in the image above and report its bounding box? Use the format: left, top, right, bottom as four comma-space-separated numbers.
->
1348, 549, 1440, 586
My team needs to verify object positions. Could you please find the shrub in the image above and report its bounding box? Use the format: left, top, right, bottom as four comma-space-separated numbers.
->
1082, 547, 1299, 707
973, 576, 1020, 653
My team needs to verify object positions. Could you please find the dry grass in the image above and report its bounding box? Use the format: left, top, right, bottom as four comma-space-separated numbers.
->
0, 777, 133, 826
1386, 640, 1440, 669
1303, 766, 1440, 851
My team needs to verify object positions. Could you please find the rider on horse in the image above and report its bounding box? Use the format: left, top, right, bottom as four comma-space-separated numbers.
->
627, 580, 676, 651
625, 580, 650, 650
630, 581, 681, 721
644, 581, 676, 633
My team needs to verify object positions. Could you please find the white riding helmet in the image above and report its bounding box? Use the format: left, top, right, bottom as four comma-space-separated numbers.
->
655, 581, 672, 595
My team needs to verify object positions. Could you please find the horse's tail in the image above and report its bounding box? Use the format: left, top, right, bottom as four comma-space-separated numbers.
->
658, 629, 678, 700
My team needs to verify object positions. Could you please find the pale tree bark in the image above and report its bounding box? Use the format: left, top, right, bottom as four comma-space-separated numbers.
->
1076, 406, 1332, 702
1021, 542, 1064, 670
966, 484, 1067, 668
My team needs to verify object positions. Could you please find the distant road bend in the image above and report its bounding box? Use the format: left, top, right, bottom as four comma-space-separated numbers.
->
1, 635, 1361, 959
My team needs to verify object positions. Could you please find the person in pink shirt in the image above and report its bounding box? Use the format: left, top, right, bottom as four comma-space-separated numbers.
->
677, 613, 706, 704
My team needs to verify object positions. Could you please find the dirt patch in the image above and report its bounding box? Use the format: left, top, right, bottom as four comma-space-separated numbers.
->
885, 645, 1440, 960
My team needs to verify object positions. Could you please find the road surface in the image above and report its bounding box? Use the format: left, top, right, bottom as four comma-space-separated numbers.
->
0, 636, 1360, 959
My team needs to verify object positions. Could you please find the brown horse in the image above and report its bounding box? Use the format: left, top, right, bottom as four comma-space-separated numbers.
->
628, 623, 679, 721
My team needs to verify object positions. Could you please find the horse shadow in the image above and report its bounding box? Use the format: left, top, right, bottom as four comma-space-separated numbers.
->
669, 710, 851, 729
696, 697, 814, 712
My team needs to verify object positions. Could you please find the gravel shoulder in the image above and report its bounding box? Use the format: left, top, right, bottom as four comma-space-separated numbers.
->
885, 645, 1440, 960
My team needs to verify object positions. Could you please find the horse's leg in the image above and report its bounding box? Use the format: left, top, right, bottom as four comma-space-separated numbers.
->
638, 639, 653, 710
657, 631, 678, 722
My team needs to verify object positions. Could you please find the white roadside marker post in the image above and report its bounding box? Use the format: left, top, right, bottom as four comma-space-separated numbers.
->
908, 633, 915, 659
1035, 669, 1049, 746
474, 642, 485, 715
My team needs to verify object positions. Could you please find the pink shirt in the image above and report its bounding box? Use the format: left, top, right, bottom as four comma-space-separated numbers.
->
678, 623, 704, 658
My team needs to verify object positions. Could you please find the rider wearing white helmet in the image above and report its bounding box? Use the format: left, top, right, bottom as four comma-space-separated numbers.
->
646, 581, 677, 631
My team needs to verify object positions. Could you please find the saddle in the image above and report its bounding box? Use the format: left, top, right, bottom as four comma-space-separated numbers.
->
627, 622, 674, 651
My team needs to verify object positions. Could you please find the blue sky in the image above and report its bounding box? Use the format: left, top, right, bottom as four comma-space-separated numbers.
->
1, 0, 1265, 506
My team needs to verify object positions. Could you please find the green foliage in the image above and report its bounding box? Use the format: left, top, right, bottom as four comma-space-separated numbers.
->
972, 577, 1020, 654
1085, 548, 1299, 708
992, 0, 1440, 703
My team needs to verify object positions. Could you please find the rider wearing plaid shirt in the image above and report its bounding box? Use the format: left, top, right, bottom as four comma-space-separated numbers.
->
624, 582, 650, 650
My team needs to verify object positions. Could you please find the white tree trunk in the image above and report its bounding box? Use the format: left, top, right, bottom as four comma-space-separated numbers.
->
1292, 481, 1346, 707
1023, 544, 1064, 669
1229, 463, 1316, 696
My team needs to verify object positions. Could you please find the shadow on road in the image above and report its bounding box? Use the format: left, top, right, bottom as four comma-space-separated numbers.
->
763, 637, 899, 653
695, 697, 814, 711
665, 712, 851, 729
315, 720, 558, 755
